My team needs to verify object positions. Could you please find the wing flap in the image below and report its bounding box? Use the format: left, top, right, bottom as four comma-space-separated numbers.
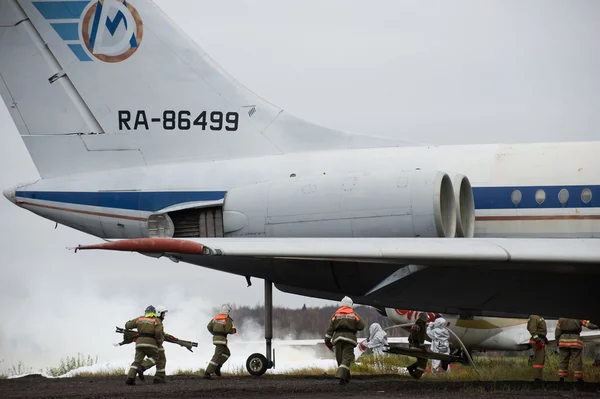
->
195, 237, 600, 271
76, 237, 600, 271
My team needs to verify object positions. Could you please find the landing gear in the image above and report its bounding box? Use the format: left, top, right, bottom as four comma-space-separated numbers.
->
245, 279, 275, 377
246, 353, 269, 376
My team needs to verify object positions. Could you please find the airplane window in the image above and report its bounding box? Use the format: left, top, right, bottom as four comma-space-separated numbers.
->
511, 189, 522, 205
581, 188, 592, 204
558, 188, 569, 204
535, 189, 546, 204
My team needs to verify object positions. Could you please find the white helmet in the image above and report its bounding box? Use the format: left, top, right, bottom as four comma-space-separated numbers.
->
156, 305, 168, 317
340, 296, 353, 308
220, 304, 232, 314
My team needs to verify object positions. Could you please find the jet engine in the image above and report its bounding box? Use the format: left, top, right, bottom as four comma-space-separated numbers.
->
450, 174, 475, 238
222, 170, 457, 238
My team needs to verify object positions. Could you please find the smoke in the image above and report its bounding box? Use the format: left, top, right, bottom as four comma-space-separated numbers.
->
1, 276, 207, 371
0, 265, 333, 376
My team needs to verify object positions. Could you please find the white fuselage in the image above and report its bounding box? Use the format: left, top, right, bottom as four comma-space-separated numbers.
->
385, 308, 554, 352
8, 141, 600, 240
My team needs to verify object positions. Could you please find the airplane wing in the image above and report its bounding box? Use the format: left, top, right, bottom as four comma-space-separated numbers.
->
74, 237, 600, 321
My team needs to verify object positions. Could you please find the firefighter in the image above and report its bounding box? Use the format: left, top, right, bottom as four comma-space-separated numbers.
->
556, 318, 599, 382
203, 304, 236, 379
324, 296, 365, 385
407, 312, 429, 379
527, 315, 547, 381
124, 305, 164, 386
139, 305, 169, 383
427, 315, 450, 374
363, 323, 388, 357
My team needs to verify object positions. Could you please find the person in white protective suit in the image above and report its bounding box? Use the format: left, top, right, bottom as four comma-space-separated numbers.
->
426, 316, 451, 373
366, 323, 389, 356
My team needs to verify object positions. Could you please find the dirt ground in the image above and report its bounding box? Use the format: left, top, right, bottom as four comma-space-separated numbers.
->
1, 374, 600, 399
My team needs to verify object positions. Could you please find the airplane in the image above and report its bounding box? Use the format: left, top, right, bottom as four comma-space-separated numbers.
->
382, 309, 600, 354
236, 308, 600, 367
2, 0, 600, 376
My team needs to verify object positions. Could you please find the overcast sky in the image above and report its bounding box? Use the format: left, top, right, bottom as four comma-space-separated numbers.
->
1, 0, 599, 370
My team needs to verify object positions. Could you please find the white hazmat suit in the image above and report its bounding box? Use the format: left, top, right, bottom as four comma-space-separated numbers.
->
366, 323, 389, 356
426, 317, 451, 373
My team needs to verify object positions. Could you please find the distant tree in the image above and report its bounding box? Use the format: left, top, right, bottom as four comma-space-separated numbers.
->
302, 304, 307, 310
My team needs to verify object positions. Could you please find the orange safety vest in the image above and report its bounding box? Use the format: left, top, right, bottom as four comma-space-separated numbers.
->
213, 313, 228, 322
332, 306, 360, 321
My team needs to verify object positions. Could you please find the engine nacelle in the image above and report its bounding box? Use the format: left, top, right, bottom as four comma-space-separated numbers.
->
223, 170, 457, 238
450, 174, 475, 238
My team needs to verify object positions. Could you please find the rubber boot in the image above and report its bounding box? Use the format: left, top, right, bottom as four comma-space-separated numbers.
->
203, 372, 212, 380
125, 378, 136, 386
136, 366, 145, 381
214, 366, 222, 377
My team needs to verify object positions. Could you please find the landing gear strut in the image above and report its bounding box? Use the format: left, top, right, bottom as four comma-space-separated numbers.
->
246, 279, 275, 376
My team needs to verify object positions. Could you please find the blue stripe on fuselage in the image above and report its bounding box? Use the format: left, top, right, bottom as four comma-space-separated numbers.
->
472, 185, 597, 209
15, 191, 227, 212
14, 185, 599, 212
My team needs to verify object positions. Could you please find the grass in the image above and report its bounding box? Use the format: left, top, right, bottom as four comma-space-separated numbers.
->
1, 355, 121, 378
3, 353, 600, 381
414, 354, 600, 382
280, 366, 335, 376
316, 353, 600, 382
46, 353, 99, 377
173, 353, 600, 381
352, 353, 412, 374
0, 360, 38, 378
74, 368, 126, 378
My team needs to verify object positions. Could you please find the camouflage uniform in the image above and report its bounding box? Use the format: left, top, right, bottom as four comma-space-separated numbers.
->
204, 307, 236, 378
324, 297, 365, 384
527, 315, 547, 381
407, 313, 429, 379
125, 308, 164, 385
556, 318, 598, 381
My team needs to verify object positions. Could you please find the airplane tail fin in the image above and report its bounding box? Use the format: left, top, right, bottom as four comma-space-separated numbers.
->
0, 0, 400, 178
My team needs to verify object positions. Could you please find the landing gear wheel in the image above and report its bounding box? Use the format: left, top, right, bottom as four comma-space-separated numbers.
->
246, 353, 268, 376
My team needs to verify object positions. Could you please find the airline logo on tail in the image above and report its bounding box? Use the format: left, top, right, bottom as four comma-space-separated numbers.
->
32, 0, 143, 63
